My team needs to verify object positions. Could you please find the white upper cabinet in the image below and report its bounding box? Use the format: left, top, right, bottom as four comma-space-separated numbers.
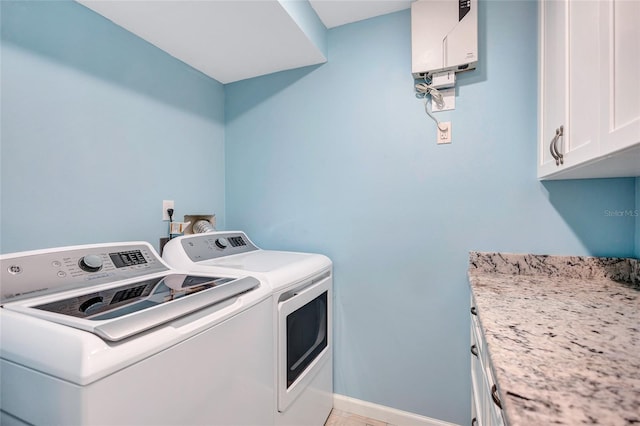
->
538, 0, 640, 180
600, 0, 640, 155
539, 0, 567, 173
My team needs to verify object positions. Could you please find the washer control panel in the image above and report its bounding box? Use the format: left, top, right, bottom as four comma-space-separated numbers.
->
180, 232, 259, 262
1, 243, 169, 304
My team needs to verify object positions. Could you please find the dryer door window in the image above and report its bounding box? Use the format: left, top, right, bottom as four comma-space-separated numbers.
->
286, 291, 327, 387
277, 273, 332, 413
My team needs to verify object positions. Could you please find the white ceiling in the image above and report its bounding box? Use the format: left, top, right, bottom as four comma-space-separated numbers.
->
77, 1, 413, 84
310, 0, 412, 29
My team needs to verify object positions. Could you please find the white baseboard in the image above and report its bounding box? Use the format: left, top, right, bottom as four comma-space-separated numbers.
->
332, 394, 460, 426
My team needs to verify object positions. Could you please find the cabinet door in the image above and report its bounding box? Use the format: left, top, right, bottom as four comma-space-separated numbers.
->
538, 0, 602, 178
600, 0, 640, 155
565, 0, 601, 162
539, 0, 567, 175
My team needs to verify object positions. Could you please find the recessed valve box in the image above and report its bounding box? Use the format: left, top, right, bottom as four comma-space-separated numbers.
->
183, 215, 216, 234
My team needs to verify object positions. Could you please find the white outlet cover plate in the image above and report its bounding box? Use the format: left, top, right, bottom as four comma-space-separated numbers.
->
437, 122, 452, 144
162, 200, 174, 220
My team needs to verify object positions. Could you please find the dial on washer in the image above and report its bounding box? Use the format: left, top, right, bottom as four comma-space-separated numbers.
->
215, 238, 229, 249
79, 254, 103, 272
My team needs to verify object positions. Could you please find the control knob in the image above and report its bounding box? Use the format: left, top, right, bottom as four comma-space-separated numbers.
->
215, 237, 229, 249
79, 254, 103, 272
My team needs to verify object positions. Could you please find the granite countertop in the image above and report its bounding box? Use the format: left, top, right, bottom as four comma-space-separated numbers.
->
468, 252, 640, 426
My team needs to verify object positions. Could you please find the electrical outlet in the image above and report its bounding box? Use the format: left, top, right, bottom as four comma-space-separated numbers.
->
162, 200, 174, 221
437, 122, 452, 144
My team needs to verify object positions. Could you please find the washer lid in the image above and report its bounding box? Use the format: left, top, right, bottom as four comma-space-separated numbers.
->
3, 274, 260, 342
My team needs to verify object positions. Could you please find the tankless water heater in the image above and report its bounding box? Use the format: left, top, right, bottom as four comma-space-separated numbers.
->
411, 0, 478, 79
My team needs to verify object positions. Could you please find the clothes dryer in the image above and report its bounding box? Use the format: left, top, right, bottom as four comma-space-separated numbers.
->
162, 231, 333, 426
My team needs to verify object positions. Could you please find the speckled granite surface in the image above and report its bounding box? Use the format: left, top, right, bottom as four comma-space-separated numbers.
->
468, 252, 640, 425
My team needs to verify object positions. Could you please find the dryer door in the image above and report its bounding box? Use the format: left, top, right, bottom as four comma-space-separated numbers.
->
277, 272, 332, 412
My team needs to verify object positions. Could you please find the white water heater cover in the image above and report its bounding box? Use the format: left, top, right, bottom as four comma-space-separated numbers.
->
411, 0, 478, 78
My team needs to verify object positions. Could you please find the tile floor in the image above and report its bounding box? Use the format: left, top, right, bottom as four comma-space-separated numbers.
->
324, 409, 390, 426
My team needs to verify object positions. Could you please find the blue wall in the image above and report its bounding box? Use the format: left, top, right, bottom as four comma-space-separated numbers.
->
225, 2, 636, 424
0, 0, 226, 253
1, 1, 638, 425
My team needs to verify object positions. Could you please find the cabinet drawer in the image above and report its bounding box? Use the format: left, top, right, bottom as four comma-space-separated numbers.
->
470, 298, 506, 426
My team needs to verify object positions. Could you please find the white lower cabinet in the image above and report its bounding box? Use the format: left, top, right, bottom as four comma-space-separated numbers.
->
470, 301, 506, 426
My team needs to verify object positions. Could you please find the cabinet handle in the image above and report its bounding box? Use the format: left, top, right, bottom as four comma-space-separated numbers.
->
470, 306, 477, 316
549, 129, 560, 165
491, 384, 502, 409
550, 126, 564, 165
470, 344, 479, 357
555, 125, 564, 164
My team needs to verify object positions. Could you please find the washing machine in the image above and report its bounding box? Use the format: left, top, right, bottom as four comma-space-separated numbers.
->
0, 241, 274, 426
162, 231, 333, 426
